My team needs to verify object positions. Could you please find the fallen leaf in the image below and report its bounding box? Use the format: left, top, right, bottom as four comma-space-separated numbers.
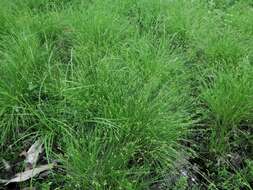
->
19, 150, 27, 157
0, 179, 8, 183
0, 164, 54, 185
25, 140, 43, 166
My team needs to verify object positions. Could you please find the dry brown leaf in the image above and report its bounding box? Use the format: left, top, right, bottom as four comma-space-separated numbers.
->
0, 164, 54, 185
25, 140, 43, 166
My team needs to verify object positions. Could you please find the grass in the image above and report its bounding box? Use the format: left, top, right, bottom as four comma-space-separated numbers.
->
200, 64, 253, 154
0, 0, 252, 189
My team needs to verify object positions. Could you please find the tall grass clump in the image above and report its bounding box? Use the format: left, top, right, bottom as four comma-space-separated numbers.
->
200, 63, 253, 153
0, 2, 72, 153
0, 0, 195, 189
58, 2, 194, 189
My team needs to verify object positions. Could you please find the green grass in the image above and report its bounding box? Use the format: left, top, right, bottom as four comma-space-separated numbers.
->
0, 0, 252, 189
200, 64, 253, 153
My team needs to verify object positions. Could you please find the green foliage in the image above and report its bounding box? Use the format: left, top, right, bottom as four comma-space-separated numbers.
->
207, 160, 253, 190
172, 176, 188, 190
200, 64, 253, 153
0, 0, 252, 189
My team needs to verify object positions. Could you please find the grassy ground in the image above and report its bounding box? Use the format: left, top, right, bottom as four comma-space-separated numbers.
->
0, 0, 252, 189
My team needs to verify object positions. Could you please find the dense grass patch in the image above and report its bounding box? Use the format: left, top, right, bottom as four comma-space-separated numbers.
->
0, 0, 252, 189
